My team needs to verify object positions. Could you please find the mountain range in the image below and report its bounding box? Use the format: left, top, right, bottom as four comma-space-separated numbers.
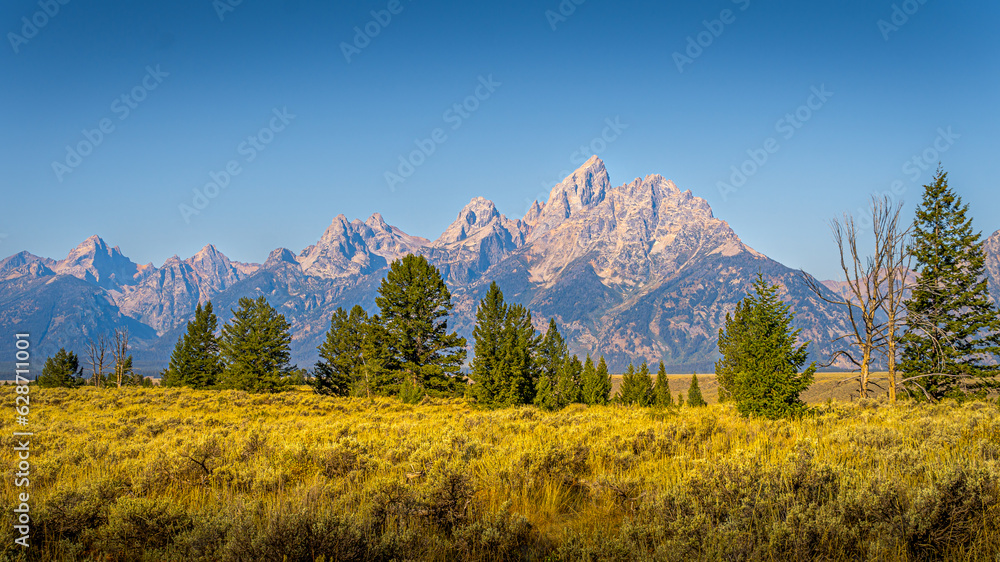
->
3, 156, 998, 376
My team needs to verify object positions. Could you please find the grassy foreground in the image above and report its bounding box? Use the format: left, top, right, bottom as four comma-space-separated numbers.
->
2, 388, 1000, 561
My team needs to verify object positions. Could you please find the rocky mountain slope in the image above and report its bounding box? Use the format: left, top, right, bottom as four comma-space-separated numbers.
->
3, 157, 997, 376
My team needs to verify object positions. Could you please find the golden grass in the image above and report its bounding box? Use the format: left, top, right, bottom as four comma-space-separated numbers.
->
2, 387, 999, 560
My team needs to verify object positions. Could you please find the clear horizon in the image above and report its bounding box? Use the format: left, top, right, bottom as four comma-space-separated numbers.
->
2, 0, 997, 281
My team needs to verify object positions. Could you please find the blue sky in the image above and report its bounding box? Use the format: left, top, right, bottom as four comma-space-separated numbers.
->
1, 0, 997, 280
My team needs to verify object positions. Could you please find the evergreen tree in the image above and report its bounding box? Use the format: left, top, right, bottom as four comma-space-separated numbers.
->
533, 368, 557, 410
593, 356, 613, 405
687, 373, 707, 407
620, 361, 654, 406
715, 273, 816, 418
470, 282, 508, 406
356, 314, 398, 397
654, 360, 672, 408
901, 169, 1000, 399
312, 305, 368, 397
579, 354, 600, 405
534, 319, 567, 406
37, 348, 84, 388
498, 304, 540, 407
376, 255, 467, 396
162, 302, 222, 389
219, 296, 295, 393
555, 353, 583, 407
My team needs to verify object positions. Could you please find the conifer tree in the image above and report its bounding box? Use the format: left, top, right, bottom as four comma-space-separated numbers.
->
716, 273, 815, 418
313, 305, 368, 397
593, 356, 613, 405
555, 353, 583, 407
376, 255, 467, 396
219, 296, 295, 392
163, 302, 223, 389
534, 319, 567, 406
534, 368, 557, 410
37, 348, 84, 388
687, 373, 707, 407
499, 304, 540, 407
901, 169, 1000, 399
470, 282, 508, 406
620, 361, 654, 406
579, 354, 600, 405
654, 360, 672, 408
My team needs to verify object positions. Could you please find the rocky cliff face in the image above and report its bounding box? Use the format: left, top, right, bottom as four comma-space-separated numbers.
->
297, 213, 429, 279
424, 197, 529, 285
5, 157, 993, 375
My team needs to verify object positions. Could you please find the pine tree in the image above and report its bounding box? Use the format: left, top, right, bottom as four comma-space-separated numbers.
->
376, 255, 467, 396
163, 302, 223, 389
37, 348, 84, 388
594, 356, 613, 405
579, 354, 600, 405
715, 273, 816, 418
313, 305, 368, 397
534, 319, 567, 406
901, 169, 1000, 399
687, 373, 707, 407
499, 304, 540, 407
654, 360, 672, 408
555, 353, 583, 407
619, 362, 654, 406
470, 282, 508, 406
219, 296, 295, 393
533, 368, 557, 410
357, 314, 398, 397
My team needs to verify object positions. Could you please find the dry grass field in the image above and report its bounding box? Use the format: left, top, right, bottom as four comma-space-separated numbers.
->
2, 386, 999, 561
613, 372, 896, 405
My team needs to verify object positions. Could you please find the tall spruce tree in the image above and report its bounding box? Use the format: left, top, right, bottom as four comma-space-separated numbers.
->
37, 348, 84, 388
470, 282, 508, 406
163, 302, 222, 389
313, 305, 368, 397
654, 360, 672, 408
901, 170, 1000, 399
219, 296, 295, 392
619, 361, 654, 406
579, 354, 600, 405
716, 273, 815, 418
498, 304, 540, 407
534, 319, 567, 405
593, 356, 613, 405
555, 353, 583, 407
376, 255, 467, 396
687, 373, 707, 407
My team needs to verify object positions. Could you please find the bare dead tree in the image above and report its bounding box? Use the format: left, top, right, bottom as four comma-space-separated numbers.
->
111, 327, 131, 388
804, 195, 902, 399
873, 198, 913, 403
87, 334, 108, 387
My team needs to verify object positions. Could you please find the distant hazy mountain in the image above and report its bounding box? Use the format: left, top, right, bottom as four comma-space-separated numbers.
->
3, 157, 997, 376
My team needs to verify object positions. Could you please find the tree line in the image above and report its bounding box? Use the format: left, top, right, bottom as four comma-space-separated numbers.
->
36, 169, 1000, 418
